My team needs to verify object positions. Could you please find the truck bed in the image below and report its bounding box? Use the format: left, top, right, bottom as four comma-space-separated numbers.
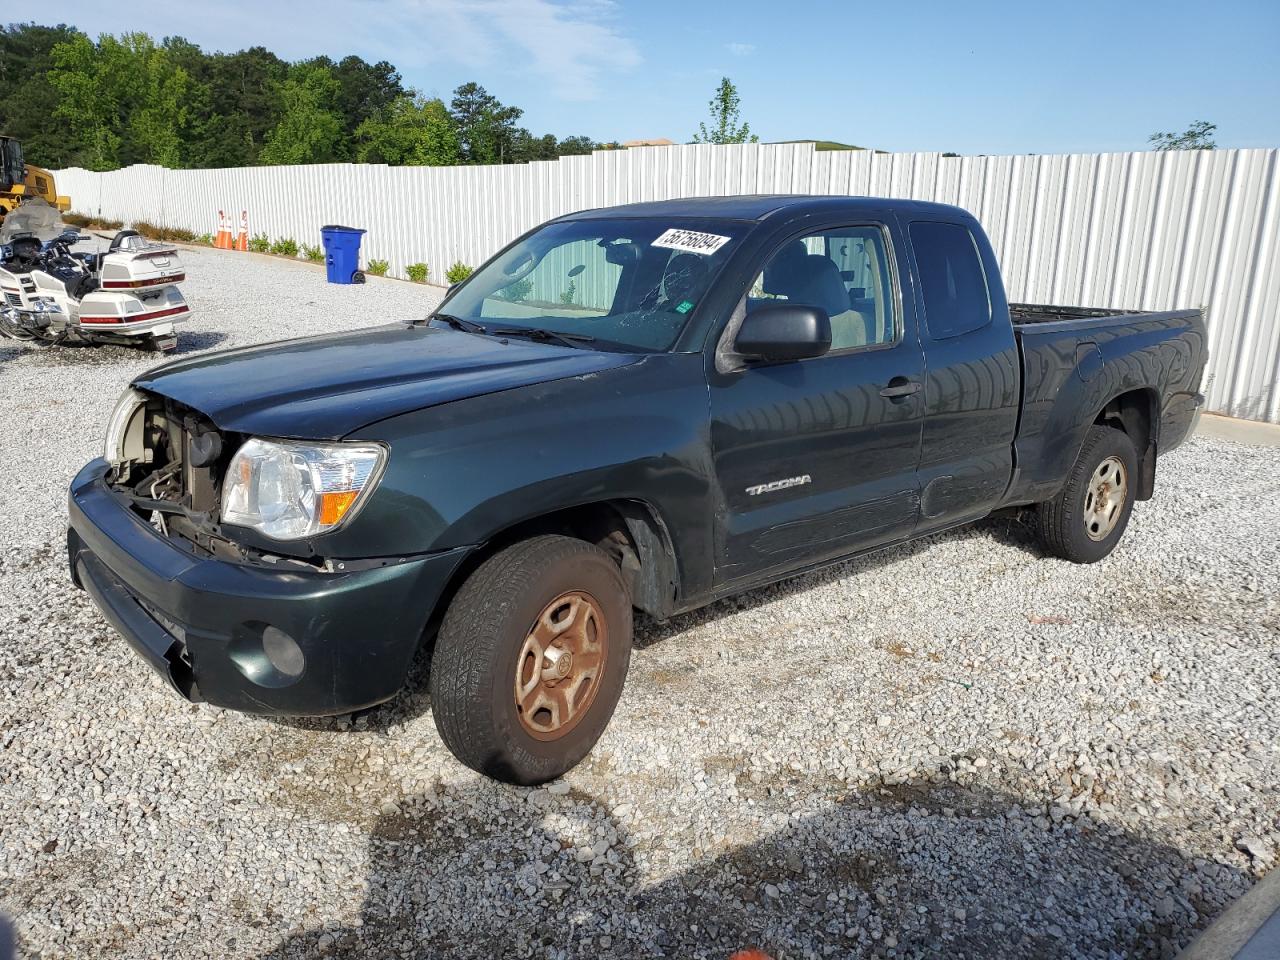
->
1010, 302, 1149, 325
1006, 302, 1207, 509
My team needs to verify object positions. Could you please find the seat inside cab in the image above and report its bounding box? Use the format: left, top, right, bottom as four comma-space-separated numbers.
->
748, 228, 895, 350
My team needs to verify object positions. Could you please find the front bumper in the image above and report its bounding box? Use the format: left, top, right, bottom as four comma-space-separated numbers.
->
67, 459, 470, 716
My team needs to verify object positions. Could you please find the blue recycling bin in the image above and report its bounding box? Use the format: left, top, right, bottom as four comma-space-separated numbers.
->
320, 225, 366, 284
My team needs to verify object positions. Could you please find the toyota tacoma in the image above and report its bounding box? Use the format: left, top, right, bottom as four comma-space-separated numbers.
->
68, 196, 1207, 784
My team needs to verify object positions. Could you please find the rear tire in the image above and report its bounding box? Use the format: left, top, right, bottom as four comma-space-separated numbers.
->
429, 535, 632, 785
1034, 424, 1138, 563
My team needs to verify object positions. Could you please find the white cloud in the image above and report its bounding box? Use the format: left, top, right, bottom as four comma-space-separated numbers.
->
62, 0, 640, 101
468, 0, 642, 100
727, 42, 756, 56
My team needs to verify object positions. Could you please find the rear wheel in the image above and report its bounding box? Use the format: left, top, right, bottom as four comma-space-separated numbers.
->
1034, 424, 1138, 563
429, 535, 631, 785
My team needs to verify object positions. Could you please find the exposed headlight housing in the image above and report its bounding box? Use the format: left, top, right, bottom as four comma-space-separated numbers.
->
104, 388, 148, 467
221, 438, 387, 541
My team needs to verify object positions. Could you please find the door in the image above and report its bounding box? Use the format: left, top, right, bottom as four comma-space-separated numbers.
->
903, 218, 1020, 532
709, 223, 925, 586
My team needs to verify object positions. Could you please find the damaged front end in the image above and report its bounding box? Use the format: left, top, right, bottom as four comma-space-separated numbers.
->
104, 387, 253, 564
102, 388, 343, 570
70, 388, 466, 715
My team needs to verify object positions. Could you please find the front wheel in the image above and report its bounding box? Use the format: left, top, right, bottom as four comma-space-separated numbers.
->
429, 535, 632, 785
1034, 424, 1138, 563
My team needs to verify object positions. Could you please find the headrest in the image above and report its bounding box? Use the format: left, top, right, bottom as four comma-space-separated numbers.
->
763, 241, 808, 295
794, 255, 851, 318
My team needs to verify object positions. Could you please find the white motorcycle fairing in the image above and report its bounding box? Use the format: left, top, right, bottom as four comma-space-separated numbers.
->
0, 212, 192, 351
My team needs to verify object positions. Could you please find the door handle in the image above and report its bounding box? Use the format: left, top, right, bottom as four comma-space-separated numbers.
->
879, 378, 921, 400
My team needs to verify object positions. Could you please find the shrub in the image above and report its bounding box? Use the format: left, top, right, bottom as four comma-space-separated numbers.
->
197, 233, 215, 246
63, 213, 124, 231
269, 237, 299, 257
132, 221, 198, 243
406, 262, 429, 283
559, 279, 577, 305
248, 233, 270, 253
366, 258, 390, 277
301, 243, 323, 262
445, 261, 473, 284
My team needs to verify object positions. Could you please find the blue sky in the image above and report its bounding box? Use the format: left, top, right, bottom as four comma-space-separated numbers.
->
59, 0, 1280, 154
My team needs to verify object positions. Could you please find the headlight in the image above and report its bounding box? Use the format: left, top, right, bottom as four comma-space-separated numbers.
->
104, 388, 147, 465
221, 438, 387, 541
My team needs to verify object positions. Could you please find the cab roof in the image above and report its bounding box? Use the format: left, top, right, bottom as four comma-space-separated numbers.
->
559, 194, 969, 222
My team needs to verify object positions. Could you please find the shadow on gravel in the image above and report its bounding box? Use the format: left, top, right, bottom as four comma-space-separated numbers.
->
634, 515, 1041, 650
254, 778, 1249, 960
175, 330, 229, 353
267, 516, 1045, 738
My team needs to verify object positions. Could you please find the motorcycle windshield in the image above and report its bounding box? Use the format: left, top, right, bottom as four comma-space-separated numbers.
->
0, 199, 64, 244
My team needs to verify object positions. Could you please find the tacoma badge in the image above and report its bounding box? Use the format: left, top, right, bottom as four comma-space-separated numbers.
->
746, 475, 812, 496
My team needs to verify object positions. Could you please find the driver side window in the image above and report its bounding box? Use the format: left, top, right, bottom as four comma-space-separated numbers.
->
749, 226, 897, 352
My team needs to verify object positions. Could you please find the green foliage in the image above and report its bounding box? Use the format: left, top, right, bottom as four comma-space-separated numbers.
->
366, 258, 390, 277
62, 212, 123, 231
445, 261, 473, 284
198, 233, 215, 245
14, 26, 600, 172
1149, 121, 1217, 151
406, 262, 429, 283
301, 243, 323, 262
48, 31, 190, 170
269, 237, 299, 256
559, 280, 577, 305
450, 82, 523, 164
355, 95, 460, 166
131, 221, 198, 242
248, 232, 270, 253
259, 63, 342, 165
692, 77, 758, 145
0, 23, 86, 168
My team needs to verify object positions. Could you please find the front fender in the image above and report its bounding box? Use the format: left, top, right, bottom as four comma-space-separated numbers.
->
337, 353, 717, 599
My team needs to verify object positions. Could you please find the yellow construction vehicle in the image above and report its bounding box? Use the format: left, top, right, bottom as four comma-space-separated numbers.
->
0, 135, 71, 225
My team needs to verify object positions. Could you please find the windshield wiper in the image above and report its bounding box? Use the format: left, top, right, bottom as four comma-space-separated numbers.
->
427, 313, 489, 335
487, 327, 597, 348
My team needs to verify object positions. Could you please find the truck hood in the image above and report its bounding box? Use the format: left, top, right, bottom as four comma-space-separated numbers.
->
134, 323, 640, 439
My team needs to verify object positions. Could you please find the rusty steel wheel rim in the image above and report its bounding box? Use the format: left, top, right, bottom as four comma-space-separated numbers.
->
514, 591, 608, 741
1084, 455, 1128, 541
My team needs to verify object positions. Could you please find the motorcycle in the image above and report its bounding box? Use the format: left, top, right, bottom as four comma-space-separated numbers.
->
0, 199, 191, 351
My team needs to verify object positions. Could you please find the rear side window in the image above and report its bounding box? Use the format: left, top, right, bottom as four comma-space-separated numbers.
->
910, 221, 991, 339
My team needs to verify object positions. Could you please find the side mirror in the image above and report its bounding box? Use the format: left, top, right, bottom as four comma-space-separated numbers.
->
734, 303, 832, 364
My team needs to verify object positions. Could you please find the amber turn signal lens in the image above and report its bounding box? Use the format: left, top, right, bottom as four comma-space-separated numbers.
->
317, 490, 359, 526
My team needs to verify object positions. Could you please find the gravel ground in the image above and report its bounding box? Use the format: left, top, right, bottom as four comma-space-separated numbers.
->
1, 245, 1277, 959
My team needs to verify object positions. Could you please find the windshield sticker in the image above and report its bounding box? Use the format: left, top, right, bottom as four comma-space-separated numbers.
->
652, 228, 731, 256
675, 300, 695, 314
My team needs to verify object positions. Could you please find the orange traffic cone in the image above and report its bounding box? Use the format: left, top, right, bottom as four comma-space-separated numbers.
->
214, 210, 232, 249
236, 210, 248, 251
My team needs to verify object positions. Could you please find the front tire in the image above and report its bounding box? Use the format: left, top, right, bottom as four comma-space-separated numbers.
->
1034, 424, 1138, 563
429, 535, 632, 785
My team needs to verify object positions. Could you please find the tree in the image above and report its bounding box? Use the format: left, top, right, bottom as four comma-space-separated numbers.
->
449, 82, 523, 164
1149, 121, 1217, 151
692, 77, 758, 145
556, 135, 597, 157
122, 36, 189, 167
259, 63, 342, 165
0, 23, 87, 168
355, 94, 460, 166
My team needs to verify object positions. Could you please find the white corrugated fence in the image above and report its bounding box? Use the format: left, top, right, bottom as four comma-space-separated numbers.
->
53, 144, 1279, 422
